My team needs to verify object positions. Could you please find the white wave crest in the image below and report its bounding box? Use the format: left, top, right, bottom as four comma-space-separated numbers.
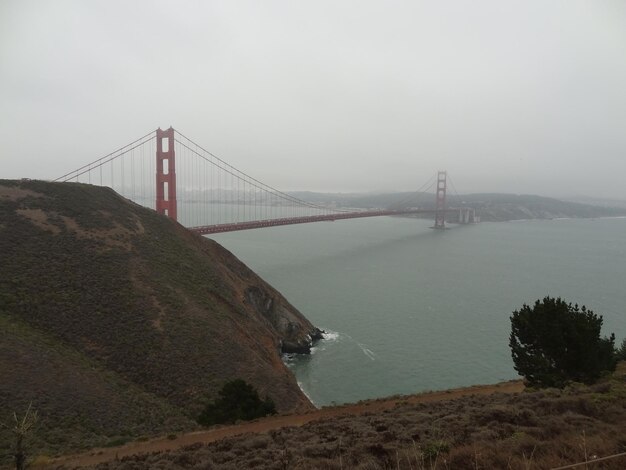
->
357, 343, 376, 361
322, 329, 340, 342
297, 381, 315, 404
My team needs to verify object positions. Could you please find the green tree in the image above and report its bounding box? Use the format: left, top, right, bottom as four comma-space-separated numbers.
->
197, 379, 276, 426
616, 338, 626, 361
509, 297, 616, 387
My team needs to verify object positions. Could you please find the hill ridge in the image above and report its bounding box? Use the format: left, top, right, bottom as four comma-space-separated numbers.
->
0, 179, 319, 460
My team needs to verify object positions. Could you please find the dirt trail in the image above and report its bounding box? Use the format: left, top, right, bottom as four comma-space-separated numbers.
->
54, 380, 523, 468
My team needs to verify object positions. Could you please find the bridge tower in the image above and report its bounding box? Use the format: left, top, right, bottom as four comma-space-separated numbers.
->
433, 171, 447, 229
155, 127, 177, 221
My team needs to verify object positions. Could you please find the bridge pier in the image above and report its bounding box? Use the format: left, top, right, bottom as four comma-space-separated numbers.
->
433, 171, 447, 229
459, 207, 475, 224
155, 127, 178, 221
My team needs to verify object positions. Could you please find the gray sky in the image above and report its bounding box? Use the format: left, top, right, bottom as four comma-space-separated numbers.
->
1, 1, 625, 198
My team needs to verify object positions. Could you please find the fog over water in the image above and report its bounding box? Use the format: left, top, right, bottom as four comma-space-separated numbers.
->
2, 1, 626, 199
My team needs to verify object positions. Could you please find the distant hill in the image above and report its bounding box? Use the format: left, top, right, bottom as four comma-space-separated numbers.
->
0, 180, 320, 458
290, 191, 626, 221
561, 195, 626, 209
444, 193, 626, 222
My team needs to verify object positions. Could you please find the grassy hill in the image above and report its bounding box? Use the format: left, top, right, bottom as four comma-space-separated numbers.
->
0, 180, 320, 460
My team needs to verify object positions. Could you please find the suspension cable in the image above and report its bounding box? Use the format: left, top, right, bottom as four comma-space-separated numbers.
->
387, 173, 438, 209
54, 130, 156, 182
447, 173, 462, 201
174, 134, 349, 213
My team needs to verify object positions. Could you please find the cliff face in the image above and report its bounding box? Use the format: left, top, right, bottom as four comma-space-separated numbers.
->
0, 180, 319, 454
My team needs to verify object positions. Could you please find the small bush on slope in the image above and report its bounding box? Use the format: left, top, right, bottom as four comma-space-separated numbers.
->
198, 379, 276, 426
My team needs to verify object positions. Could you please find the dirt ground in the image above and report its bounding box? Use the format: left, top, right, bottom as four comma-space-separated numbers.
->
52, 380, 523, 468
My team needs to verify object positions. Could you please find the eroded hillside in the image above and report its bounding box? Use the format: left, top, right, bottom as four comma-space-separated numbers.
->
0, 180, 320, 459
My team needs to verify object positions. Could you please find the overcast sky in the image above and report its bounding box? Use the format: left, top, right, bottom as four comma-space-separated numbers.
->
1, 1, 625, 198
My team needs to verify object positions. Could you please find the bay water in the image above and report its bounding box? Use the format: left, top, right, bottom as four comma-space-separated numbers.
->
209, 216, 626, 407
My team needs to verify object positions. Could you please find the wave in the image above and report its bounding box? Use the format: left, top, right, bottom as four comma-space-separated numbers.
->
297, 381, 315, 405
357, 343, 377, 361
326, 329, 376, 361
322, 329, 340, 342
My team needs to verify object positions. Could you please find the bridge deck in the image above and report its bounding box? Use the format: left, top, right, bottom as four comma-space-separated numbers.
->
188, 209, 437, 235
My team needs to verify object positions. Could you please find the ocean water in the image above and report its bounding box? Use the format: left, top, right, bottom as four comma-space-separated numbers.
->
209, 216, 626, 406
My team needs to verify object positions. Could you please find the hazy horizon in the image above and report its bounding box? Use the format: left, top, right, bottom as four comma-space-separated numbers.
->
2, 1, 625, 199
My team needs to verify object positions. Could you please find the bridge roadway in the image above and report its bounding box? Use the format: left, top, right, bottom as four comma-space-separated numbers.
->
188, 208, 456, 235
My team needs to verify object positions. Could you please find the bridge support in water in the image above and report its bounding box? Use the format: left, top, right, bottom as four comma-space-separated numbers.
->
433, 171, 447, 229
156, 127, 178, 221
458, 207, 476, 224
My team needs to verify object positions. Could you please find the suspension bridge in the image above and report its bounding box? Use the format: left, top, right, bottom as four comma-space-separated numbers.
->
54, 127, 477, 234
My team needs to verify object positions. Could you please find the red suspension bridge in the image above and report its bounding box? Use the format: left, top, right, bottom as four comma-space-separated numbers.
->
54, 127, 477, 234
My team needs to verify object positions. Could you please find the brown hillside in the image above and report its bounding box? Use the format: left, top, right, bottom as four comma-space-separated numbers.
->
0, 179, 320, 458
57, 368, 626, 470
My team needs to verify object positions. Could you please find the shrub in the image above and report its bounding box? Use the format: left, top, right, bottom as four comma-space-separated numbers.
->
616, 338, 626, 361
422, 440, 450, 459
197, 379, 276, 426
509, 297, 616, 387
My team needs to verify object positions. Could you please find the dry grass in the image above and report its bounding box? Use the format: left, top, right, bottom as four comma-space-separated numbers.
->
76, 365, 626, 470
